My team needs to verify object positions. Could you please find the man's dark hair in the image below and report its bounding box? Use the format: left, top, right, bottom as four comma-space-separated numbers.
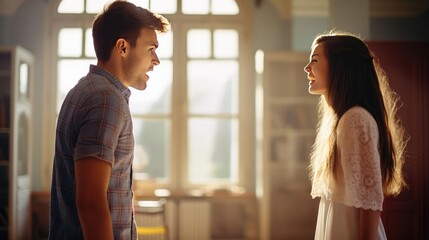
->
92, 0, 170, 63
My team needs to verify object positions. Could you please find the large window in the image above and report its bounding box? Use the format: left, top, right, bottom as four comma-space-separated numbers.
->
49, 0, 253, 191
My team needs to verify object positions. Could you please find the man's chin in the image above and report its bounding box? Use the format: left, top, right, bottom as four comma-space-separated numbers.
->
135, 86, 147, 91
131, 83, 147, 91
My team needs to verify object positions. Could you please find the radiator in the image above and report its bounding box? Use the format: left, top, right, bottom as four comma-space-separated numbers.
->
135, 200, 211, 240
179, 200, 211, 240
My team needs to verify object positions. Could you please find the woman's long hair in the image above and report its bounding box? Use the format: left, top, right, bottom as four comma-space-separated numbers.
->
309, 31, 407, 196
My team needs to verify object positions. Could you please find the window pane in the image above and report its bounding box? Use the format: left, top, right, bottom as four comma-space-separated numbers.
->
214, 29, 238, 58
57, 59, 96, 112
188, 118, 238, 183
86, 0, 110, 13
129, 60, 172, 115
58, 0, 84, 13
133, 119, 170, 180
150, 0, 177, 14
58, 28, 83, 57
187, 29, 211, 58
19, 63, 29, 97
85, 28, 96, 57
130, 0, 149, 8
212, 0, 239, 15
188, 60, 238, 114
182, 0, 209, 14
157, 31, 173, 59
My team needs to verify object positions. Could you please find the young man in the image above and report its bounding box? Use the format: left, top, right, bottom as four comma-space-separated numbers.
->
49, 1, 170, 239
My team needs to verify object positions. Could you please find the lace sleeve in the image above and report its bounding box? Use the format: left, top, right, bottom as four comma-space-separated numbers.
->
336, 107, 384, 211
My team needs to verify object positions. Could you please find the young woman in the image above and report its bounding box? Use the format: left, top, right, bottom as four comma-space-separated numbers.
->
304, 31, 407, 239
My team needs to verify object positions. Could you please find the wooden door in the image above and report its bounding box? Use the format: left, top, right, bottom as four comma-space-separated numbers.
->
367, 42, 429, 240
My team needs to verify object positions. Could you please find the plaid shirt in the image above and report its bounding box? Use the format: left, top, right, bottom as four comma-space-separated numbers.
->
50, 65, 137, 240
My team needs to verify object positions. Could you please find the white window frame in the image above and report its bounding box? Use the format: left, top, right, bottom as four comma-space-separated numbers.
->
41, 0, 255, 193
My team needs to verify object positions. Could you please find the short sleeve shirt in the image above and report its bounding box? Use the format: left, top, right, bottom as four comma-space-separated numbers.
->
334, 106, 384, 210
311, 106, 386, 239
49, 65, 137, 240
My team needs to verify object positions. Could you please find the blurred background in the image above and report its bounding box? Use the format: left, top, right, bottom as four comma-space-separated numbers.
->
0, 0, 428, 239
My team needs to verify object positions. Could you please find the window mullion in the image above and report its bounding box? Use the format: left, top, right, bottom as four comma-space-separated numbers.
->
170, 23, 188, 190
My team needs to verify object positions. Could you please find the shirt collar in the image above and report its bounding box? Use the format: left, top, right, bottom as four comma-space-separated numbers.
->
89, 64, 131, 100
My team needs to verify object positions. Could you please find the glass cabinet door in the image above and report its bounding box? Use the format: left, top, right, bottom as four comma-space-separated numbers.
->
11, 47, 33, 240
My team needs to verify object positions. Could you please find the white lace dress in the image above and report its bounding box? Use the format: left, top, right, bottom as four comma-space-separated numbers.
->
311, 107, 387, 240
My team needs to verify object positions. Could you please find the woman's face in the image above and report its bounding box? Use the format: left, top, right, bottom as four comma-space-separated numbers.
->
304, 43, 329, 98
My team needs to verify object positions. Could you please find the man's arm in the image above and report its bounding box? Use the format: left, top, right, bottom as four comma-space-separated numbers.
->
75, 157, 114, 240
359, 208, 381, 240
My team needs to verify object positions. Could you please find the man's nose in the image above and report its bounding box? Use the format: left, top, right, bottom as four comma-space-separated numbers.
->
153, 53, 160, 65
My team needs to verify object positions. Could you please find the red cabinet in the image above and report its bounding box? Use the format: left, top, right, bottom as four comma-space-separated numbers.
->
367, 42, 429, 240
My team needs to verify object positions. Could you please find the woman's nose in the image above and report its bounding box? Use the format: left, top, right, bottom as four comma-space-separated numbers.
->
304, 63, 310, 73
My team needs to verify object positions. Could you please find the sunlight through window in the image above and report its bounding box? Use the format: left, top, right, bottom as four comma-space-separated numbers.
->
214, 30, 238, 58
55, 0, 246, 187
182, 0, 210, 14
182, 0, 239, 15
58, 0, 83, 13
212, 0, 239, 15
58, 28, 82, 57
188, 118, 239, 183
86, 0, 110, 13
187, 29, 211, 58
150, 0, 177, 14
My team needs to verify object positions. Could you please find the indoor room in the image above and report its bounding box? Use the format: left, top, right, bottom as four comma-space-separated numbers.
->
0, 0, 428, 239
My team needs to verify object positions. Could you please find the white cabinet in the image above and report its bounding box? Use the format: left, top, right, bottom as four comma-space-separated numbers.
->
257, 51, 319, 240
0, 46, 33, 240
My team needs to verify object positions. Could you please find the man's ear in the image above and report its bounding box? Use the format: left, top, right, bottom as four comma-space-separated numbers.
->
115, 38, 127, 56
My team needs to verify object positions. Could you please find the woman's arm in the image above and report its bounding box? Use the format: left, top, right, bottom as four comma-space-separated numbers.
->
359, 208, 381, 240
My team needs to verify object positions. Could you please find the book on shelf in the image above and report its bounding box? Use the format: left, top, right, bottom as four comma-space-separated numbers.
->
0, 97, 10, 128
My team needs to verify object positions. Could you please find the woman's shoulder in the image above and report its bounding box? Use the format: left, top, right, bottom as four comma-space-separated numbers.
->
337, 106, 379, 138
339, 106, 376, 128
343, 106, 372, 118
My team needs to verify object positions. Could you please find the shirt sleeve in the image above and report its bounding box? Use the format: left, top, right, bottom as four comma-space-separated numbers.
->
74, 89, 125, 165
336, 107, 384, 211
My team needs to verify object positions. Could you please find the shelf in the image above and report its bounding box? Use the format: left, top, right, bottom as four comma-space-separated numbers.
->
0, 71, 10, 77
269, 129, 315, 136
0, 45, 34, 240
0, 129, 9, 134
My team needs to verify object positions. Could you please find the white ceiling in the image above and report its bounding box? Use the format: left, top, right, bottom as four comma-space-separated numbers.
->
271, 0, 429, 18
0, 0, 428, 17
